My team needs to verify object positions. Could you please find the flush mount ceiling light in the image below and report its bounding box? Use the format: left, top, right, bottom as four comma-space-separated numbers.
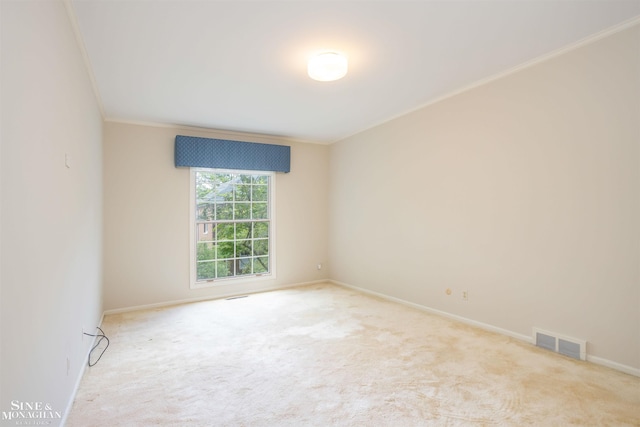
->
308, 52, 348, 82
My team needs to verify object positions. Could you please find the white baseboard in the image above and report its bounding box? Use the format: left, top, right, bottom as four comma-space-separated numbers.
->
587, 355, 640, 377
60, 312, 105, 427
62, 280, 325, 424
103, 279, 327, 315
66, 276, 639, 427
330, 280, 640, 378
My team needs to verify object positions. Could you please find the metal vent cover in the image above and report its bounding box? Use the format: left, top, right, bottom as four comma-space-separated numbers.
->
536, 332, 556, 352
533, 328, 587, 361
558, 339, 582, 360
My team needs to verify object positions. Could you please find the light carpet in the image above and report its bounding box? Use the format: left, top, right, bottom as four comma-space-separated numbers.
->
67, 283, 640, 426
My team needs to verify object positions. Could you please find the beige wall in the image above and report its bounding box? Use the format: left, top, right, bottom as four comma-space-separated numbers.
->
1, 5, 636, 420
103, 122, 329, 310
329, 25, 639, 370
1, 0, 104, 419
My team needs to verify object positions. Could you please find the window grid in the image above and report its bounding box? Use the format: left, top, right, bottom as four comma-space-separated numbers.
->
194, 171, 271, 282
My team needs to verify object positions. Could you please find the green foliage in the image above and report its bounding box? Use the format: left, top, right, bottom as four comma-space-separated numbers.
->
252, 185, 268, 201
217, 223, 234, 240
252, 203, 268, 219
195, 171, 271, 280
254, 222, 268, 238
236, 223, 251, 239
197, 242, 216, 261
237, 240, 252, 257
253, 175, 268, 185
236, 184, 251, 201
254, 257, 268, 273
216, 203, 233, 220
253, 239, 268, 256
238, 258, 252, 274
197, 261, 215, 280
235, 203, 251, 220
218, 242, 234, 259
216, 260, 233, 277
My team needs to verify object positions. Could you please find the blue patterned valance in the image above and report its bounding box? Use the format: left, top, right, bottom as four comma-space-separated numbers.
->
175, 135, 290, 173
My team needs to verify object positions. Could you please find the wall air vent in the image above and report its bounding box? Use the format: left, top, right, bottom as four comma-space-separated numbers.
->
533, 328, 587, 361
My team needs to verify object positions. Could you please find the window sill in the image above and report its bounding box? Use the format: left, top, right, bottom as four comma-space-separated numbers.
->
190, 273, 275, 290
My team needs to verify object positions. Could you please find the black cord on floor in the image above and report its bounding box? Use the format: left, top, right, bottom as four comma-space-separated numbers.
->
83, 327, 110, 367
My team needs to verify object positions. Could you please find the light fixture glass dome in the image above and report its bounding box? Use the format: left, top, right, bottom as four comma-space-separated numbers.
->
308, 52, 348, 82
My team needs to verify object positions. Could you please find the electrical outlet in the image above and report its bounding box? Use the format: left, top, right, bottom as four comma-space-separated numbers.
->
462, 291, 468, 301
317, 263, 322, 270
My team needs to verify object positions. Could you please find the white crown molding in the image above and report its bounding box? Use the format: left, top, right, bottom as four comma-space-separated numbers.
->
334, 16, 640, 145
104, 117, 325, 146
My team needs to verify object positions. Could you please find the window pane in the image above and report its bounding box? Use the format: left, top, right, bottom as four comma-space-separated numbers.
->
253, 175, 268, 185
236, 222, 251, 239
196, 172, 216, 200
216, 260, 234, 277
214, 173, 233, 184
197, 261, 215, 280
238, 258, 252, 275
252, 203, 268, 219
193, 171, 272, 284
253, 239, 268, 256
236, 240, 252, 257
216, 203, 233, 220
252, 185, 268, 202
254, 256, 268, 273
197, 203, 215, 221
197, 223, 215, 242
218, 242, 234, 259
236, 184, 251, 201
217, 223, 234, 241
197, 242, 216, 261
254, 222, 269, 238
235, 203, 251, 220
214, 175, 234, 201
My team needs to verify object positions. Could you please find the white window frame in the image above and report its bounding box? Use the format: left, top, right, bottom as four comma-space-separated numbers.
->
189, 168, 276, 289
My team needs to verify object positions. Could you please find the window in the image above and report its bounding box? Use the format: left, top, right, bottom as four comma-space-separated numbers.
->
190, 169, 274, 288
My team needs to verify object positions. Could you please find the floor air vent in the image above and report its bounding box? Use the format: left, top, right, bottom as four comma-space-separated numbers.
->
533, 328, 586, 361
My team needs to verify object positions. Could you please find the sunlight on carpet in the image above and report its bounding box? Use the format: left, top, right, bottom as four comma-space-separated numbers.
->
67, 283, 640, 426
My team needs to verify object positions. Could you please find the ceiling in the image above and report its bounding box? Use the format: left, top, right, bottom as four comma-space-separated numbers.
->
70, 1, 640, 144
